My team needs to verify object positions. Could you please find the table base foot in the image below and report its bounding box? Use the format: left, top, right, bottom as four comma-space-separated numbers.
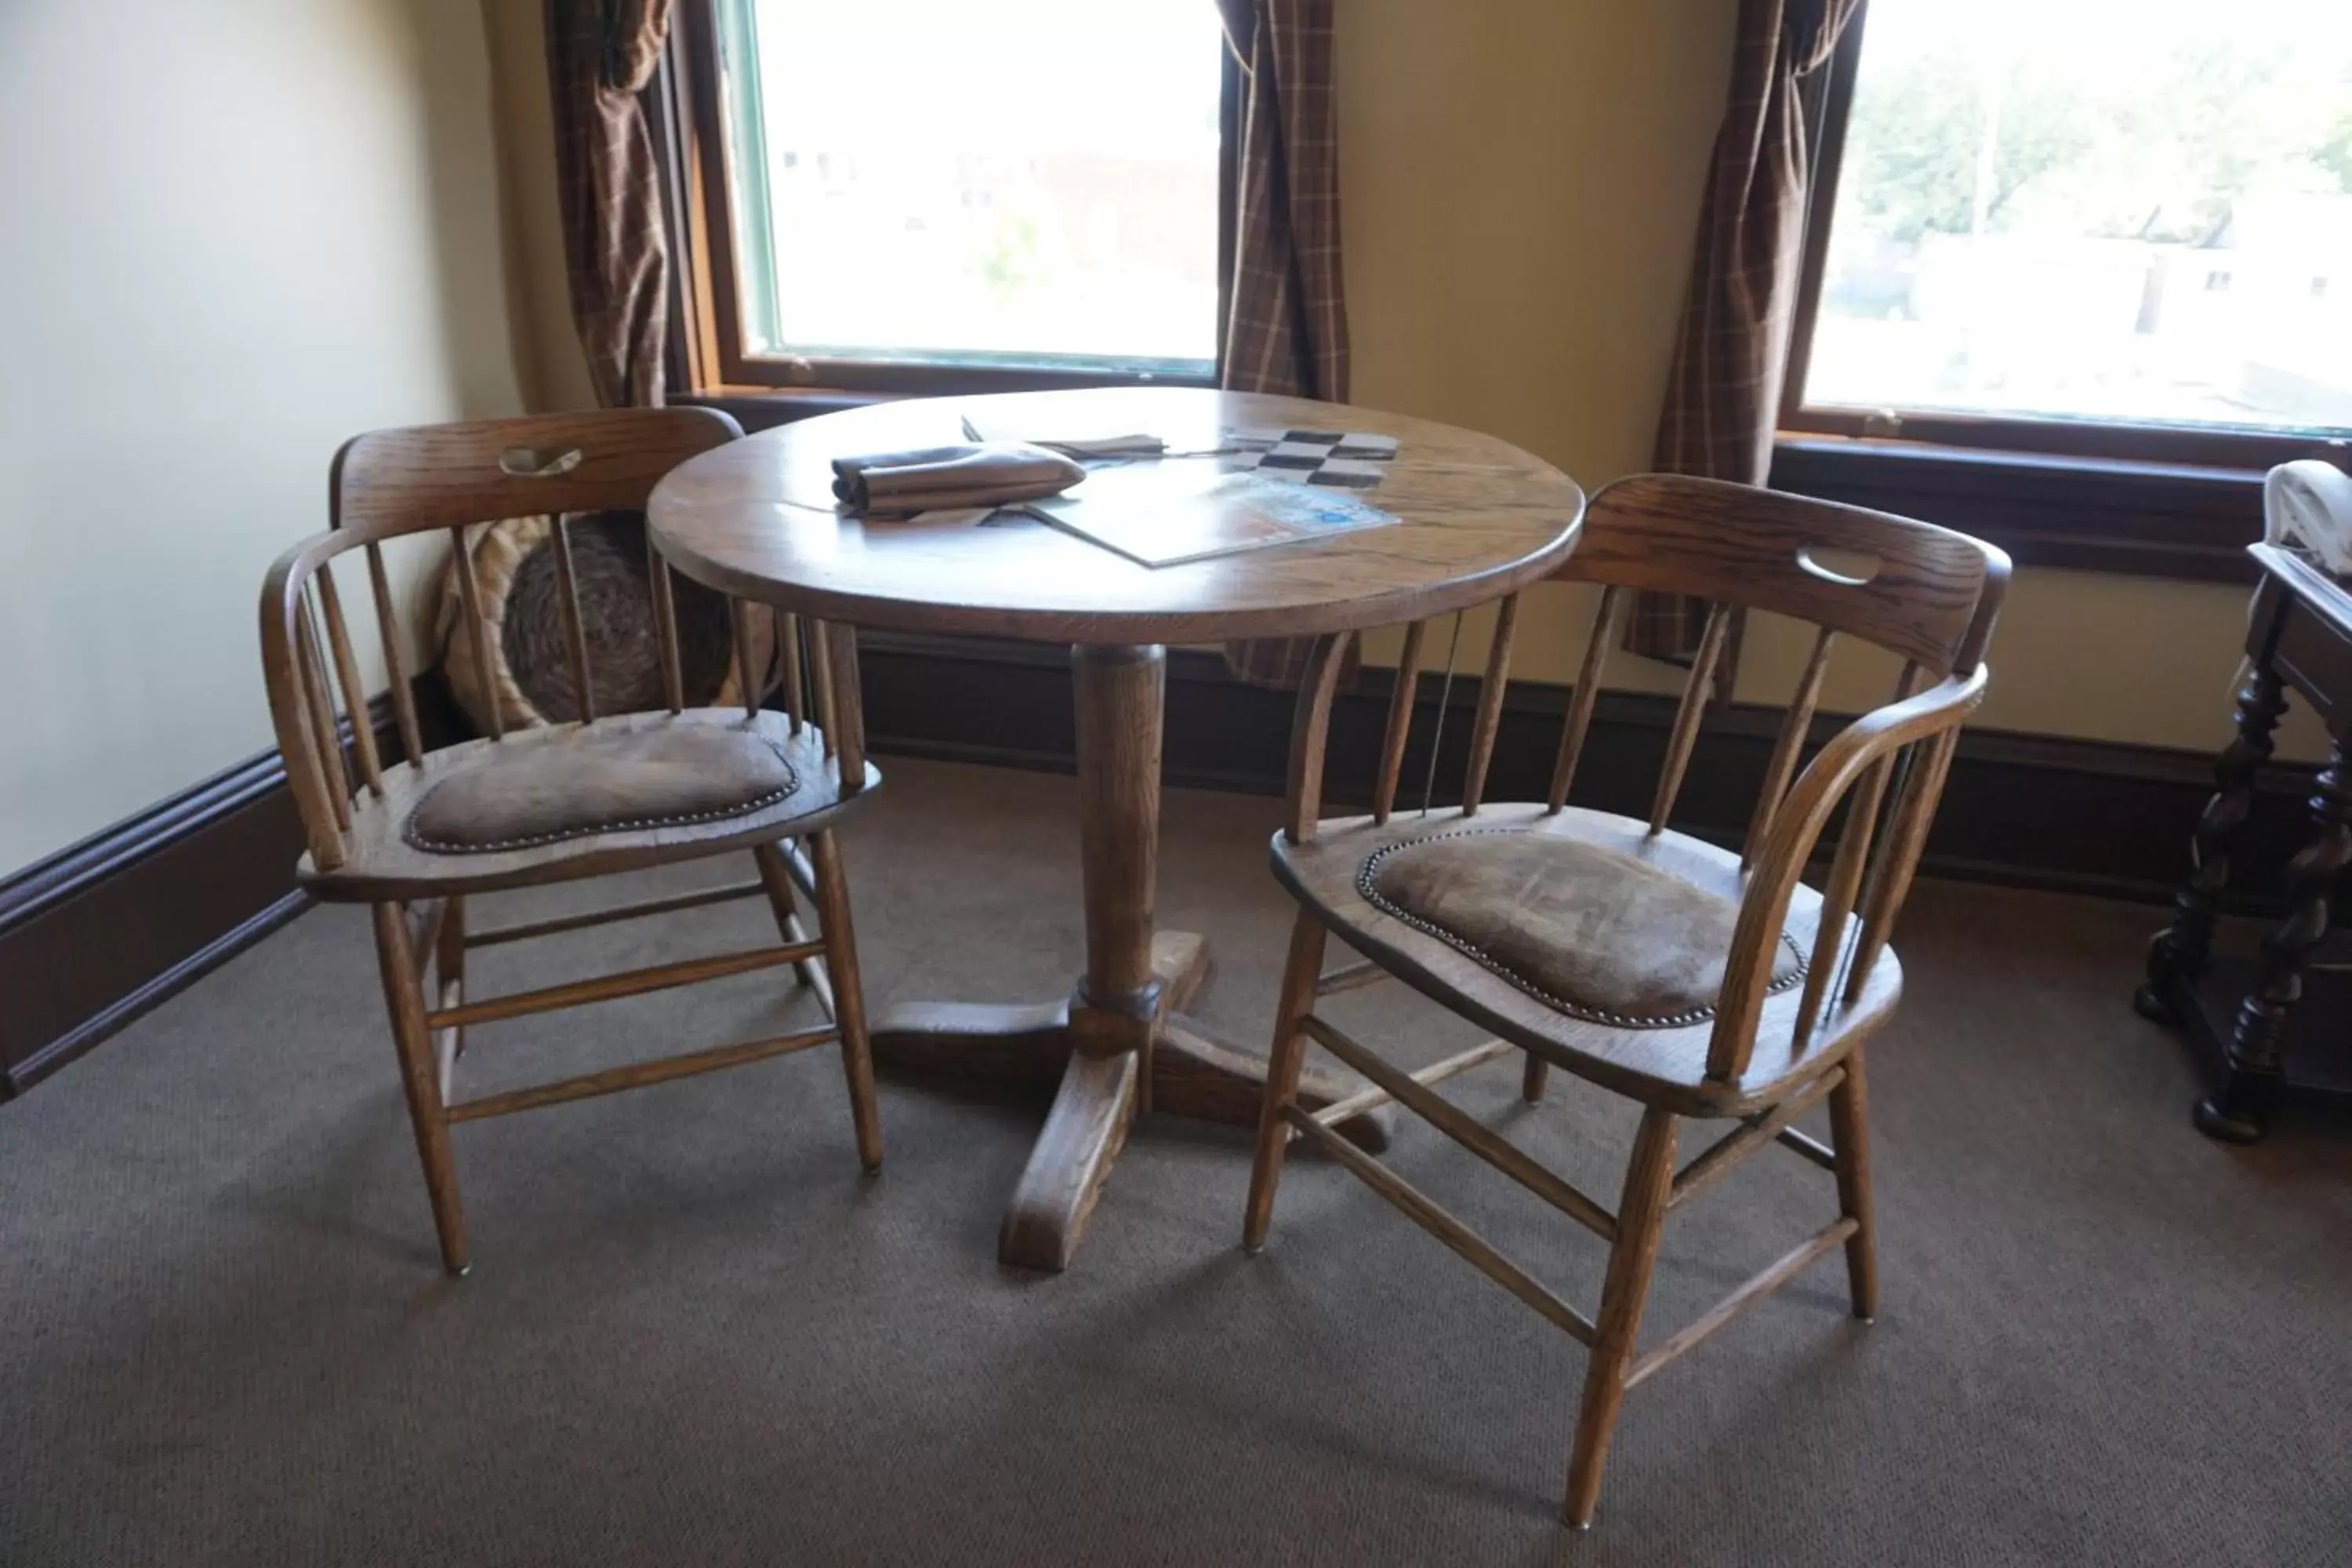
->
1002, 1050, 1139, 1272
1152, 1015, 1392, 1150
870, 930, 1392, 1272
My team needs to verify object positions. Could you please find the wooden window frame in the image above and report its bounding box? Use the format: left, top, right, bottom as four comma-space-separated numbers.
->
658, 0, 1240, 404
1770, 9, 2351, 583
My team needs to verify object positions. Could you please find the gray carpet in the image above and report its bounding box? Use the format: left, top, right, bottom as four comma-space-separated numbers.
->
3, 757, 2348, 1566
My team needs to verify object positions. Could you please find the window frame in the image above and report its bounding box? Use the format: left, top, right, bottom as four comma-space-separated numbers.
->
1773, 7, 2350, 582
662, 0, 1240, 399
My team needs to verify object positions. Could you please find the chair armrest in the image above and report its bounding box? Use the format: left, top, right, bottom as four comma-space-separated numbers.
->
259, 532, 355, 871
1707, 666, 1991, 1079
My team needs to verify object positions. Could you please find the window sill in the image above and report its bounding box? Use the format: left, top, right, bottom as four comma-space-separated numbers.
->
1769, 434, 2263, 583
674, 387, 904, 434
677, 370, 1222, 435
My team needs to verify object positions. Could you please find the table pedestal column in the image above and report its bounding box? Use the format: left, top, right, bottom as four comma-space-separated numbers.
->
870, 642, 1390, 1273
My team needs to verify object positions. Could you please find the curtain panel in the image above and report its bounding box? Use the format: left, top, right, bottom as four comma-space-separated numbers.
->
1214, 0, 1353, 691
1628, 0, 1864, 671
546, 0, 677, 409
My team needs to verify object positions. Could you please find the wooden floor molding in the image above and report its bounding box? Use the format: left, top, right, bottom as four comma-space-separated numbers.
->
0, 637, 2310, 1098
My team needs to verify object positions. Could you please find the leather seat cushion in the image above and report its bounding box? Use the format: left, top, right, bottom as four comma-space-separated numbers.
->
1359, 830, 1804, 1027
404, 723, 800, 854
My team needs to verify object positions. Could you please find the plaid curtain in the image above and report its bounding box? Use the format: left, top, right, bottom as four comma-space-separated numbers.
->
1215, 0, 1352, 690
1628, 0, 1863, 667
545, 0, 675, 409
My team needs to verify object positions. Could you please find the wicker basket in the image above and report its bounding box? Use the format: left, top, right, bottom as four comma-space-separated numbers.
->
435, 510, 774, 735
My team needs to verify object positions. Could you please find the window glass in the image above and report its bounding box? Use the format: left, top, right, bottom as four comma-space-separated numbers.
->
1802, 0, 2352, 437
718, 0, 1224, 376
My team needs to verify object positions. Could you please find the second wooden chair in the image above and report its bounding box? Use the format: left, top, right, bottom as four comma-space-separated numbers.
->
1243, 474, 2009, 1526
258, 407, 882, 1276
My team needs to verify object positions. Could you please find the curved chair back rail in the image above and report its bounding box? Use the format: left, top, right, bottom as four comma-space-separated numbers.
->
258, 408, 869, 877
1280, 472, 2011, 1087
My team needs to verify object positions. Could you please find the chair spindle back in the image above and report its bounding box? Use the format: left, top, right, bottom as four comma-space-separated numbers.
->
262, 409, 869, 878
1281, 474, 2009, 1087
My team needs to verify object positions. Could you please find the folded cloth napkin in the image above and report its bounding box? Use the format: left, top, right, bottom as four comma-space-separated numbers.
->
831, 441, 1087, 518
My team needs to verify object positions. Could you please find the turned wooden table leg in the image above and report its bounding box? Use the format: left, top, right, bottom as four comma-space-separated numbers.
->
1069, 648, 1165, 1065
2200, 740, 2352, 1142
999, 646, 1167, 1271
867, 644, 1392, 1274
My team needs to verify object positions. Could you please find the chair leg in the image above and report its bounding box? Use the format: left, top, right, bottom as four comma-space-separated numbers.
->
753, 840, 829, 1002
1564, 1106, 1678, 1528
1521, 1054, 1549, 1103
1243, 911, 1327, 1253
804, 829, 884, 1174
434, 894, 466, 1065
1828, 1044, 1879, 1320
372, 902, 469, 1276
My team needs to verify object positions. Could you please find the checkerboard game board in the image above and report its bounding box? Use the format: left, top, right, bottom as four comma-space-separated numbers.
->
1225, 427, 1400, 489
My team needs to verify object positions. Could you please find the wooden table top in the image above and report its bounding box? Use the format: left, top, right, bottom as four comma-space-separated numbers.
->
646, 387, 1586, 644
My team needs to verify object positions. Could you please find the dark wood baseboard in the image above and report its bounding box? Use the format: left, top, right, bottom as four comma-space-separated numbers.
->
5, 890, 313, 1098
1, 751, 317, 1098
0, 684, 459, 1100
0, 636, 2305, 1098
856, 630, 2318, 912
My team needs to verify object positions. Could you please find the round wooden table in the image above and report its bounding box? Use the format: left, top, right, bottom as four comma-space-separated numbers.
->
649, 387, 1585, 1271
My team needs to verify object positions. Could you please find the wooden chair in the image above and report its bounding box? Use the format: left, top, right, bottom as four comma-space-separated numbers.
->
1242, 474, 2010, 1526
258, 408, 881, 1276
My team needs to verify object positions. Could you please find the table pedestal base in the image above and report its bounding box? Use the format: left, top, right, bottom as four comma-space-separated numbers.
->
872, 931, 1392, 1272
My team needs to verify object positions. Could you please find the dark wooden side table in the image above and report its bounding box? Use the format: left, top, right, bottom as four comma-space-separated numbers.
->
2138, 542, 2352, 1142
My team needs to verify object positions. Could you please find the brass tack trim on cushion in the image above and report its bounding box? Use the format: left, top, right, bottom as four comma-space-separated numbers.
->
1354, 828, 1806, 1030
400, 745, 801, 855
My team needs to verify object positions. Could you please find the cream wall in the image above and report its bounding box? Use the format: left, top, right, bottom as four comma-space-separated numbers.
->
484, 0, 598, 413
0, 0, 527, 874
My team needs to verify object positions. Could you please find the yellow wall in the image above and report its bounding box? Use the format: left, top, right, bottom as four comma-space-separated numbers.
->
478, 0, 2294, 759
0, 0, 526, 873
1340, 0, 1734, 522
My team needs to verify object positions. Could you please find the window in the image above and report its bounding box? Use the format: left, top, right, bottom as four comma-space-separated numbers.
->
1787, 0, 2352, 463
681, 0, 1232, 392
